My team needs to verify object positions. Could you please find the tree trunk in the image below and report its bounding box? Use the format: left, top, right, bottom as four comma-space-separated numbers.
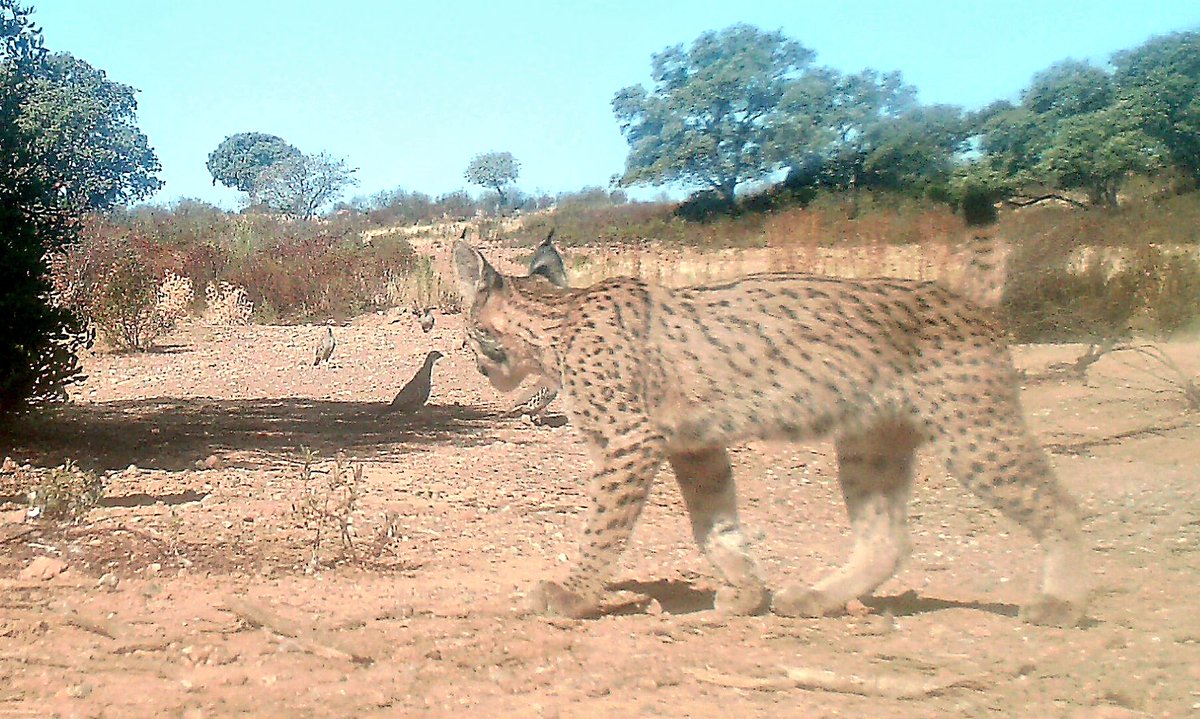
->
718, 178, 737, 206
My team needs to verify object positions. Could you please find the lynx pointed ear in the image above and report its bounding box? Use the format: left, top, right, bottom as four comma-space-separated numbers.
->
528, 229, 568, 288
453, 239, 501, 307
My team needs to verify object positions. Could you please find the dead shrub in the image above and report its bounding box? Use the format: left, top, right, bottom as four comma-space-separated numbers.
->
1003, 234, 1200, 343
290, 450, 363, 571
202, 281, 254, 326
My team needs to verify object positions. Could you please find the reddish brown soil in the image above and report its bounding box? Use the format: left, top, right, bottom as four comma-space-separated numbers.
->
1, 312, 1198, 718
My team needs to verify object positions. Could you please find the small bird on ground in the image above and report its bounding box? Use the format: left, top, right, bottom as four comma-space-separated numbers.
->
508, 383, 559, 424
313, 326, 336, 366
418, 307, 435, 333
379, 350, 444, 416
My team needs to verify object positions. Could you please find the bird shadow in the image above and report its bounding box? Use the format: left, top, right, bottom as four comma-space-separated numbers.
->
863, 590, 1019, 619
0, 397, 507, 474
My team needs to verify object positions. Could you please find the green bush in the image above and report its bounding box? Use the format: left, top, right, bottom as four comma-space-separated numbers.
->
0, 12, 91, 415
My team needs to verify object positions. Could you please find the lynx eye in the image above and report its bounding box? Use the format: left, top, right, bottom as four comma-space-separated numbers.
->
469, 326, 508, 364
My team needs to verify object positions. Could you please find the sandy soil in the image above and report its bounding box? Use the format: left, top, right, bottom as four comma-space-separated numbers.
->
1, 310, 1199, 718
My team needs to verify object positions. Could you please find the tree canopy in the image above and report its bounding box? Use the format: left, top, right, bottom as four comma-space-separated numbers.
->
207, 132, 300, 194
0, 0, 90, 413
464, 151, 520, 202
613, 24, 814, 204
251, 151, 357, 219
16, 51, 162, 210
1112, 31, 1200, 182
965, 58, 1168, 206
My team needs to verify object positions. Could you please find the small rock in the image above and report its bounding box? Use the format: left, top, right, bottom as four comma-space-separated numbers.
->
65, 682, 92, 699
20, 556, 67, 581
146, 562, 162, 575
203, 454, 223, 470
1, 456, 16, 473
644, 598, 664, 616
126, 464, 139, 474
96, 573, 120, 592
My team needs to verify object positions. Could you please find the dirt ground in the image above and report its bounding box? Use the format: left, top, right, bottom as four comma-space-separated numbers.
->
2, 308, 1199, 718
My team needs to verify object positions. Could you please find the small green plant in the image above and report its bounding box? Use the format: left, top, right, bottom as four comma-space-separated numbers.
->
290, 449, 363, 571
22, 460, 104, 523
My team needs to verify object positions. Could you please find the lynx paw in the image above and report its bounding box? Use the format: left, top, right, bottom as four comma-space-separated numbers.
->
771, 585, 846, 618
715, 585, 770, 616
529, 581, 603, 619
1019, 596, 1086, 628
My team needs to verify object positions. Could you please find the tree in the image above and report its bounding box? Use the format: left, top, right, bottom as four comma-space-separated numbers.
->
207, 132, 300, 194
1112, 31, 1200, 183
15, 51, 162, 211
464, 151, 520, 203
1035, 101, 1163, 206
971, 59, 1159, 206
251, 151, 357, 219
613, 24, 814, 204
858, 104, 969, 194
0, 1, 90, 414
780, 68, 924, 192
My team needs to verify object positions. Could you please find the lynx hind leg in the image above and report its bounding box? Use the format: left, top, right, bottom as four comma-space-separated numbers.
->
774, 420, 919, 617
912, 362, 1089, 628
669, 447, 769, 615
531, 431, 664, 618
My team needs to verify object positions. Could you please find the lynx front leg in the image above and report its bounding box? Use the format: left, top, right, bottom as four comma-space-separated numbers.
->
669, 446, 769, 615
531, 427, 665, 618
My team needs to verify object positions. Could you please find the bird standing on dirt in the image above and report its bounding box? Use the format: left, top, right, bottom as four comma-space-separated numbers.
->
507, 383, 558, 423
379, 351, 444, 415
313, 326, 336, 366
419, 307, 435, 333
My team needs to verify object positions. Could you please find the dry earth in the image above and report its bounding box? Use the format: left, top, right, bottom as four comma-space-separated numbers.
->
1, 309, 1199, 718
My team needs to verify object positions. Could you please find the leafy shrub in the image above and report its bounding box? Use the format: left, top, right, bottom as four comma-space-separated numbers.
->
55, 230, 192, 350
202, 280, 253, 326
19, 459, 104, 523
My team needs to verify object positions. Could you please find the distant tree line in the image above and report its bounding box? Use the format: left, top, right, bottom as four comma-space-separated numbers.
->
613, 24, 1200, 209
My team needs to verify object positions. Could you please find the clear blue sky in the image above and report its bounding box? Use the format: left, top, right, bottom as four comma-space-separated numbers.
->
31, 0, 1200, 209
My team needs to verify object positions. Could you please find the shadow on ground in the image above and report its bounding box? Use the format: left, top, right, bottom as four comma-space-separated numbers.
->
865, 591, 1019, 619
0, 398, 505, 473
611, 579, 717, 615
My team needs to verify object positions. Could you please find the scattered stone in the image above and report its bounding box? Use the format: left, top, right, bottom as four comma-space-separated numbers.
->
1, 456, 16, 473
204, 454, 223, 470
65, 682, 93, 699
20, 556, 67, 581
96, 573, 120, 592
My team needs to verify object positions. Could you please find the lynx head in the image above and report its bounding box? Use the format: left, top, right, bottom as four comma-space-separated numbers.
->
453, 239, 547, 392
